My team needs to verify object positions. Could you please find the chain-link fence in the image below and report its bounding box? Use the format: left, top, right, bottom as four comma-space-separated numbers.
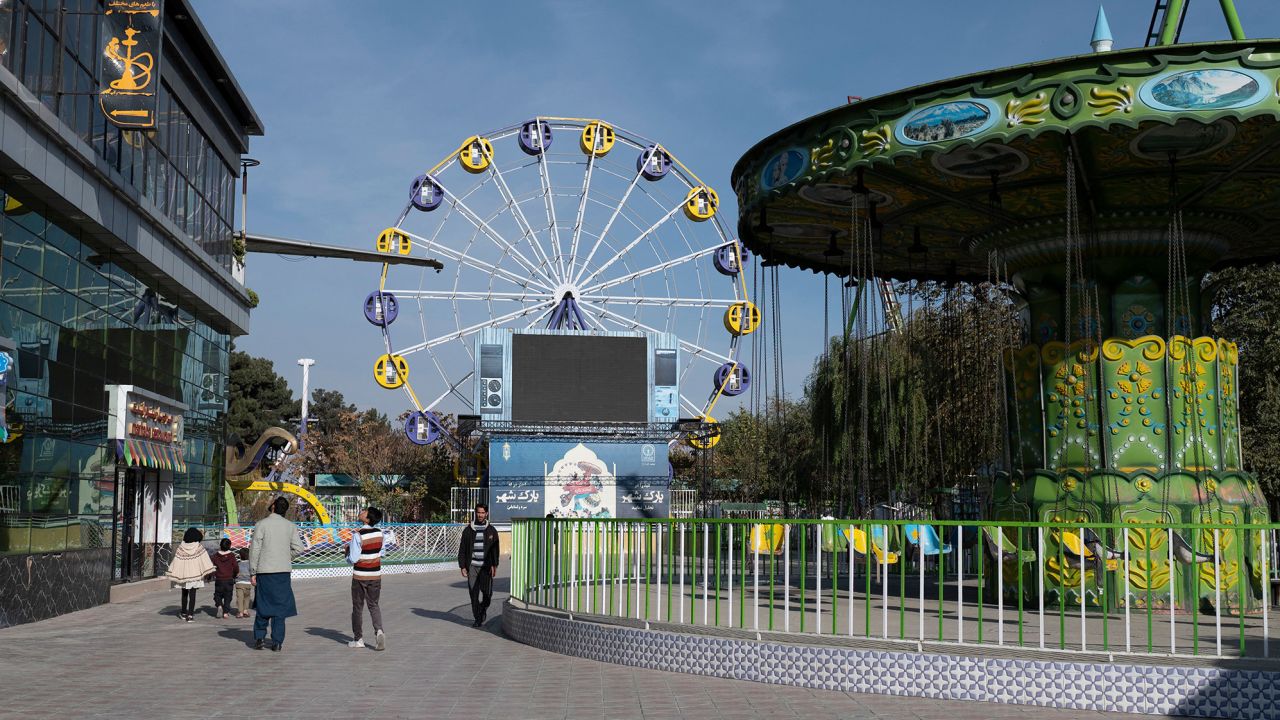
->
181, 523, 464, 570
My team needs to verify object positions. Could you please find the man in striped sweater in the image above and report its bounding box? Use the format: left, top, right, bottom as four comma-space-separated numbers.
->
457, 503, 500, 628
346, 507, 386, 650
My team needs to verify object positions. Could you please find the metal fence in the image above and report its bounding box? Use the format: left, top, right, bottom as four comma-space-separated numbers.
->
450, 487, 488, 523
670, 489, 696, 518
510, 517, 1280, 660
184, 523, 463, 569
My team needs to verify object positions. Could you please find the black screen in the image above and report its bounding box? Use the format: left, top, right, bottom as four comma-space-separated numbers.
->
511, 334, 647, 422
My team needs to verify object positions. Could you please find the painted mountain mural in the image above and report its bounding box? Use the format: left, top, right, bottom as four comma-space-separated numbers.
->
1149, 69, 1260, 110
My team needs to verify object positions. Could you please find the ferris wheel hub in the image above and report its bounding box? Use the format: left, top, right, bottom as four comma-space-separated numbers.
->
552, 282, 581, 303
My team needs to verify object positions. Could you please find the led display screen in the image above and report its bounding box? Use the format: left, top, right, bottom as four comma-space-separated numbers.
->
511, 334, 647, 422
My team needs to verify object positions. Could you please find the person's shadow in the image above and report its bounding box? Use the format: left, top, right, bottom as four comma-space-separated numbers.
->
304, 626, 351, 645
413, 605, 503, 634
216, 626, 256, 648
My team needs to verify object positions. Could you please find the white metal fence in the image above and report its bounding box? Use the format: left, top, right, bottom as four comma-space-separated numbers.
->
187, 523, 463, 569
511, 518, 1280, 660
450, 487, 488, 523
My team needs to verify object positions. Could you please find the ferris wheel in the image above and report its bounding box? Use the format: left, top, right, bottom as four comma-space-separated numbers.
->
364, 117, 758, 446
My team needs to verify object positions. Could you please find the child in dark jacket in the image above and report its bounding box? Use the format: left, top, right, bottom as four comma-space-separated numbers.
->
211, 538, 239, 619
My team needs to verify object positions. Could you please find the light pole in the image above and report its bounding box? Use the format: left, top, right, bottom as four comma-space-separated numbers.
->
297, 358, 315, 444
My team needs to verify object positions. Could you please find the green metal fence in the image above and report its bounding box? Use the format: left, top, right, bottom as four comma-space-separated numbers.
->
510, 517, 1280, 659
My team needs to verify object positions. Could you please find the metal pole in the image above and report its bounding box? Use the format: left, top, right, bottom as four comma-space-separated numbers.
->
297, 358, 315, 446
1158, 0, 1188, 45
1219, 0, 1247, 40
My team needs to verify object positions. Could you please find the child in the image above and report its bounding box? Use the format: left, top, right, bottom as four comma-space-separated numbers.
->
234, 548, 253, 618
210, 537, 238, 619
165, 527, 215, 622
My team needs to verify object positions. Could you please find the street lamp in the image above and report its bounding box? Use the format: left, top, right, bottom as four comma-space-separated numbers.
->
297, 358, 315, 442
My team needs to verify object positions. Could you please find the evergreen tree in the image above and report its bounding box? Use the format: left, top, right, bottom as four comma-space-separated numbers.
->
227, 351, 300, 445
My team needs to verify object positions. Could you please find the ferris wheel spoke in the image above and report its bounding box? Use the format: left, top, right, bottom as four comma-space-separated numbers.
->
424, 370, 475, 412
534, 119, 567, 281
578, 294, 740, 308
579, 300, 735, 365
567, 152, 598, 284
525, 303, 558, 329
486, 161, 557, 278
679, 394, 704, 418
575, 202, 684, 289
399, 229, 553, 293
385, 289, 551, 303
440, 187, 558, 288
572, 169, 642, 286
396, 299, 557, 356
581, 242, 733, 296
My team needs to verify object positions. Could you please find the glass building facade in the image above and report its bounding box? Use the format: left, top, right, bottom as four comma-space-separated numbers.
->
0, 0, 238, 269
0, 0, 261, 626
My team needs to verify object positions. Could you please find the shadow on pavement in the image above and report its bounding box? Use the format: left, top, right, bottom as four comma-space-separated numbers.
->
216, 626, 256, 648
304, 626, 351, 645
412, 605, 476, 627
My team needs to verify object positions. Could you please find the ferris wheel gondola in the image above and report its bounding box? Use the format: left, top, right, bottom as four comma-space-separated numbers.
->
365, 117, 755, 444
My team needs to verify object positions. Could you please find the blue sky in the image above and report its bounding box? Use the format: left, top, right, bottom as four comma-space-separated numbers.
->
193, 0, 1280, 420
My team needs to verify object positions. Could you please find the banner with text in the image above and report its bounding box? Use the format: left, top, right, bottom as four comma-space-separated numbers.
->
99, 0, 164, 129
487, 439, 670, 522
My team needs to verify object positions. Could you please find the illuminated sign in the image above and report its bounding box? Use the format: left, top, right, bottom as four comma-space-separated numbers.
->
99, 0, 164, 129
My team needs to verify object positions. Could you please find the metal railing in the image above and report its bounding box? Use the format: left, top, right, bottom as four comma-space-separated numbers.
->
510, 517, 1280, 660
183, 523, 463, 569
450, 487, 488, 523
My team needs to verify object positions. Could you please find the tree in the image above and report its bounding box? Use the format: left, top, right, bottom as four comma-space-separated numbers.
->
1209, 263, 1280, 507
805, 280, 1016, 516
227, 351, 300, 445
291, 405, 462, 522
306, 388, 356, 436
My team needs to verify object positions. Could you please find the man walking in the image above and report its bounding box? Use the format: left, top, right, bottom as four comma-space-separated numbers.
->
347, 507, 386, 651
457, 503, 499, 627
249, 496, 304, 651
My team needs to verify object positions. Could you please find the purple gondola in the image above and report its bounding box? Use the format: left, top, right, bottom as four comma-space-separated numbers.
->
518, 120, 554, 155
637, 145, 671, 181
713, 244, 750, 275
409, 174, 443, 211
713, 362, 750, 396
363, 291, 399, 327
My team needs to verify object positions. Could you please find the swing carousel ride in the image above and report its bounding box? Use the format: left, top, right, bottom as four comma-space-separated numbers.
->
733, 5, 1274, 612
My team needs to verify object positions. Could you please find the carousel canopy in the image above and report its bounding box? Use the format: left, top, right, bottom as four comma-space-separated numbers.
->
733, 40, 1280, 281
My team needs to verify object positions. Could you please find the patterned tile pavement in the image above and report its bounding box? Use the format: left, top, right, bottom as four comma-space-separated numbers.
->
0, 570, 1156, 719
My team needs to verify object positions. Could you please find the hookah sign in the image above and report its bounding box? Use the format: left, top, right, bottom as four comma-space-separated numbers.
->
99, 0, 165, 129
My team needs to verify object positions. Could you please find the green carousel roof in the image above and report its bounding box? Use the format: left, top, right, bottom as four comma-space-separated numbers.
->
732, 40, 1280, 281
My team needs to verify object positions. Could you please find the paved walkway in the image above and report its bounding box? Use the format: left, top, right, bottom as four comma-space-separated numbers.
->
0, 570, 1153, 719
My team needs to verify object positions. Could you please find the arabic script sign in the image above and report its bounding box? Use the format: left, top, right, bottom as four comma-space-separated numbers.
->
488, 439, 670, 521
99, 0, 164, 129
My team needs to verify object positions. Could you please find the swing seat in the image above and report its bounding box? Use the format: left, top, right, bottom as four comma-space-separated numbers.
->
1060, 529, 1121, 572
1170, 529, 1214, 565
750, 523, 786, 555
843, 527, 898, 564
982, 526, 1036, 564
819, 523, 849, 553
904, 523, 952, 555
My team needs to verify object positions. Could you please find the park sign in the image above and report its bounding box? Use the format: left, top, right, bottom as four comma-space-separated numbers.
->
99, 0, 164, 129
487, 439, 671, 522
107, 384, 186, 472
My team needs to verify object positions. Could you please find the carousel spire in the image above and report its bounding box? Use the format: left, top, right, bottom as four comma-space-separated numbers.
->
1090, 6, 1113, 53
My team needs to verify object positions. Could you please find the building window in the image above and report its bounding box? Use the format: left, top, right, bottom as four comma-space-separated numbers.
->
0, 1, 237, 272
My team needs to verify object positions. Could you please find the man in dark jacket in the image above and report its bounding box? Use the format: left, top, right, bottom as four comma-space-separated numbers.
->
457, 503, 500, 627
